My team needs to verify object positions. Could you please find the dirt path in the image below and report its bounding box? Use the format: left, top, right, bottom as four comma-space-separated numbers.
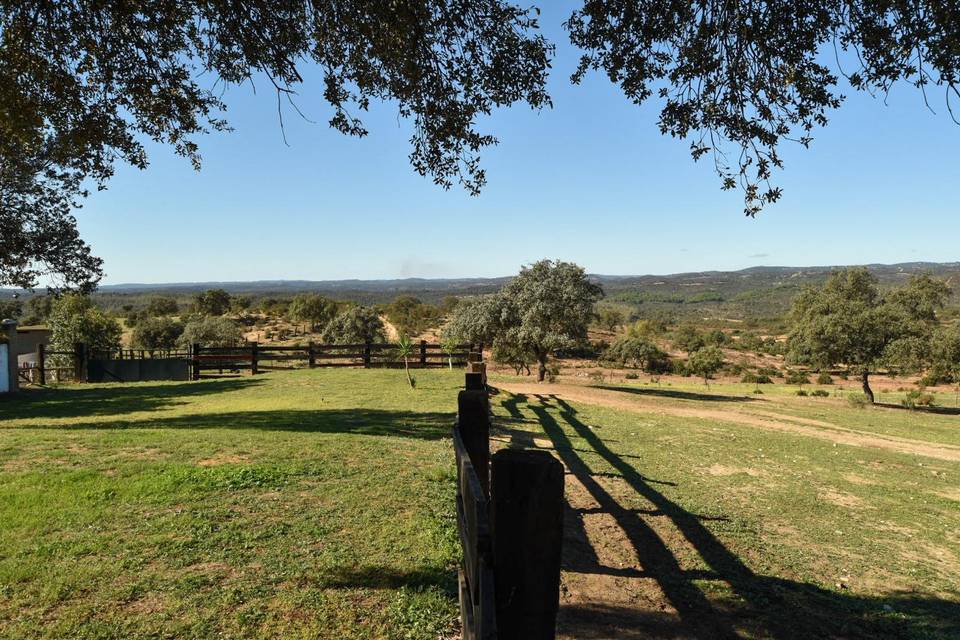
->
497, 381, 960, 462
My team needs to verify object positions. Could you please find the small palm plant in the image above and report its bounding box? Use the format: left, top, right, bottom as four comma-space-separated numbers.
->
396, 335, 416, 388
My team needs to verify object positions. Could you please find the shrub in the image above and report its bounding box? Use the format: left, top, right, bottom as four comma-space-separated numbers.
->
847, 393, 869, 409
741, 372, 773, 384
624, 372, 639, 380
810, 389, 830, 397
757, 366, 780, 378
785, 370, 811, 385
795, 389, 808, 396
815, 372, 833, 385
752, 388, 764, 394
901, 390, 935, 410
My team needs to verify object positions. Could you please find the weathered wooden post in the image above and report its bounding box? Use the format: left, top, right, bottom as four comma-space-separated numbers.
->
420, 339, 427, 367
251, 341, 259, 375
491, 449, 564, 640
308, 341, 316, 368
37, 343, 46, 386
458, 387, 491, 496
73, 342, 86, 383
192, 343, 201, 381
363, 342, 371, 368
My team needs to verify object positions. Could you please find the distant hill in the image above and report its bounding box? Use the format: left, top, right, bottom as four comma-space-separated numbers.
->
5, 262, 960, 319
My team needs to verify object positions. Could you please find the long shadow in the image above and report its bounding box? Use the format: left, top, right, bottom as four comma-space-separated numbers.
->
594, 384, 757, 403
0, 378, 262, 421
876, 402, 960, 416
19, 408, 453, 440
314, 564, 457, 594
512, 393, 960, 639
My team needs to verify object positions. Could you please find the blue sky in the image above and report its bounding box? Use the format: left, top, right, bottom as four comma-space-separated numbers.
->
79, 4, 959, 284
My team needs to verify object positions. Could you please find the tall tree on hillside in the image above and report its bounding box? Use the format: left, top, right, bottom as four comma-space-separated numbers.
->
5, 2, 960, 288
787, 269, 950, 403
145, 296, 180, 317
497, 260, 603, 382
132, 317, 185, 355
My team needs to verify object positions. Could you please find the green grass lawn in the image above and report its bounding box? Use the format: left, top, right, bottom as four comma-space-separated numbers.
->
1, 370, 958, 639
0, 369, 463, 640
491, 378, 960, 639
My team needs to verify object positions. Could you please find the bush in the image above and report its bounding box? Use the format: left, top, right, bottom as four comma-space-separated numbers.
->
741, 372, 773, 384
847, 393, 869, 409
785, 370, 811, 385
670, 358, 689, 376
757, 366, 780, 378
795, 389, 808, 396
901, 390, 935, 409
815, 372, 834, 385
624, 372, 639, 380
810, 389, 830, 397
131, 317, 184, 353
752, 388, 764, 394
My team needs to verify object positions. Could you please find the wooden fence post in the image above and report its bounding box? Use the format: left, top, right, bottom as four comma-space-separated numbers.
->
491, 449, 564, 640
308, 341, 316, 368
420, 339, 427, 367
74, 342, 86, 383
37, 343, 46, 386
251, 342, 259, 375
192, 343, 201, 381
363, 342, 371, 368
465, 371, 485, 391
457, 388, 490, 497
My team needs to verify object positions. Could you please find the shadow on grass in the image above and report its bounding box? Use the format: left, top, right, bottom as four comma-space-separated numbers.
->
875, 402, 960, 416
504, 393, 960, 640
25, 408, 454, 440
317, 564, 457, 593
0, 378, 263, 421
594, 384, 757, 403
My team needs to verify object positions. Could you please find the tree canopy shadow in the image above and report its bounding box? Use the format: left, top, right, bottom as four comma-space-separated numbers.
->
24, 408, 454, 440
0, 378, 263, 421
594, 384, 757, 403
503, 393, 960, 640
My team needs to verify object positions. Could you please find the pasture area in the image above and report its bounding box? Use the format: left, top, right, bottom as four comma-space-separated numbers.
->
1, 370, 959, 639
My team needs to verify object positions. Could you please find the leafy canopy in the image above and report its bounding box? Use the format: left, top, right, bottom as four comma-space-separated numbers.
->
289, 294, 338, 331
321, 306, 385, 345
178, 316, 244, 348
48, 294, 122, 354
5, 2, 960, 288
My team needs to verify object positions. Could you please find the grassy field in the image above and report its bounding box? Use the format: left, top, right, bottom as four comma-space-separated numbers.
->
1, 369, 959, 639
0, 370, 462, 640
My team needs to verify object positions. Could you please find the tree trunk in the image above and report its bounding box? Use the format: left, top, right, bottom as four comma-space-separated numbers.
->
861, 370, 874, 404
537, 353, 547, 382
404, 357, 414, 388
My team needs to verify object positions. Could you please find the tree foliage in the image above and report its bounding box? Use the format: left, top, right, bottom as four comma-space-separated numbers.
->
48, 294, 122, 355
178, 316, 244, 348
567, 1, 960, 215
321, 306, 385, 345
0, 298, 22, 321
384, 295, 443, 337
787, 269, 950, 402
445, 260, 602, 381
192, 289, 232, 316
289, 293, 338, 332
131, 317, 185, 354
596, 307, 625, 333
0, 1, 550, 288
602, 335, 670, 373
145, 296, 180, 317
687, 346, 725, 385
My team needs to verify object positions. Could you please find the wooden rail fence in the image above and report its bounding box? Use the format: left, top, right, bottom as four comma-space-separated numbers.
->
17, 341, 475, 385
454, 363, 564, 640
